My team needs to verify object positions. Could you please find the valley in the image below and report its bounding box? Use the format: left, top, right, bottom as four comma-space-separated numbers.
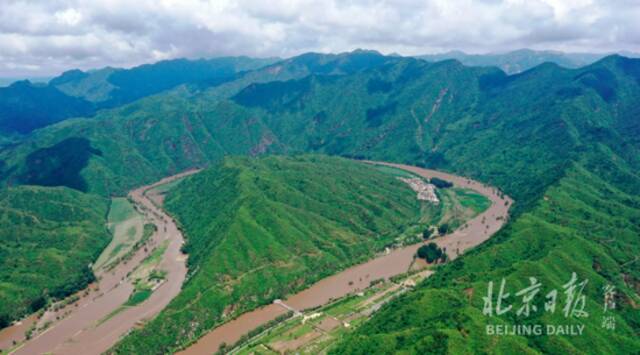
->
4, 170, 197, 355
178, 161, 510, 354
2, 157, 499, 355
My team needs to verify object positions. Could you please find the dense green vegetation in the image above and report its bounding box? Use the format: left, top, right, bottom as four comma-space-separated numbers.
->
332, 149, 640, 354
327, 55, 640, 355
430, 177, 453, 189
52, 57, 278, 107
0, 50, 638, 354
124, 289, 152, 307
0, 186, 110, 327
110, 155, 428, 353
3, 52, 637, 211
0, 51, 402, 196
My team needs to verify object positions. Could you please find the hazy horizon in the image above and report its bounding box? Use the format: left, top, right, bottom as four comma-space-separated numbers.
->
2, 0, 640, 77
1, 47, 638, 86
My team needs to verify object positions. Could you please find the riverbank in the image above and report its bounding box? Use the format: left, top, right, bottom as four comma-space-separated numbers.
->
6, 170, 198, 355
179, 161, 512, 354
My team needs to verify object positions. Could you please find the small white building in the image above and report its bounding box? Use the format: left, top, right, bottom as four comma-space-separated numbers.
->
398, 177, 439, 204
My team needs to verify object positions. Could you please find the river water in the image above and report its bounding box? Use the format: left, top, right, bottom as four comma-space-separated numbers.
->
4, 170, 199, 355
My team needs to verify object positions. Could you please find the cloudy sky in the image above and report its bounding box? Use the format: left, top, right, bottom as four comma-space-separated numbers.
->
1, 0, 639, 77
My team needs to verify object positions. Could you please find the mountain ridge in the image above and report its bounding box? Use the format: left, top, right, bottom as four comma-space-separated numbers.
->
1, 50, 639, 354
0, 56, 279, 135
2, 52, 639, 205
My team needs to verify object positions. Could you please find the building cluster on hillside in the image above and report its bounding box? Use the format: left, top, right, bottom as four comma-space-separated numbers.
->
398, 177, 439, 204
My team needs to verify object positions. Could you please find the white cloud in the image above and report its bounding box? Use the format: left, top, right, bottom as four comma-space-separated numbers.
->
0, 0, 638, 76
55, 8, 82, 26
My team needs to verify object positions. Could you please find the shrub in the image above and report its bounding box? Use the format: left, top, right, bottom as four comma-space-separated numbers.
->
430, 177, 453, 188
422, 228, 432, 239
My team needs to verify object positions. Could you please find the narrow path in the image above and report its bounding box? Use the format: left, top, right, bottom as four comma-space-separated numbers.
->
273, 300, 302, 317
179, 161, 512, 354
11, 170, 199, 355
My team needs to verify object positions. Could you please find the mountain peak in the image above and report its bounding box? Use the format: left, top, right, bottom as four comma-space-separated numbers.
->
49, 69, 89, 86
349, 48, 383, 55
8, 79, 34, 88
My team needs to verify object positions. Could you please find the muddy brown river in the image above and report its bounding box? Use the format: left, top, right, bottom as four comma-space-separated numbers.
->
179, 161, 512, 355
6, 170, 199, 355
1, 162, 510, 354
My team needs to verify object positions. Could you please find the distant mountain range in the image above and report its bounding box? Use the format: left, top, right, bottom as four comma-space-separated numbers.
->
4, 50, 638, 202
1, 49, 638, 135
416, 48, 640, 74
0, 77, 50, 87
0, 56, 277, 135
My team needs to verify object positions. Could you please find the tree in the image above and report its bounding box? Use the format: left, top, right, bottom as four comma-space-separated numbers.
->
438, 223, 449, 235
422, 228, 432, 240
0, 314, 9, 329
417, 242, 445, 263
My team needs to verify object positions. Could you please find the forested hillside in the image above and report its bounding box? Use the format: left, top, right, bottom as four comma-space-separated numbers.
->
0, 186, 110, 327
332, 146, 640, 354
51, 56, 278, 106
110, 155, 427, 353
2, 53, 638, 208
0, 81, 94, 135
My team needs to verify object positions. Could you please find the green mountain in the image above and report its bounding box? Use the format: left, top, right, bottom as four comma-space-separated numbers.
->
3, 53, 637, 207
111, 155, 429, 353
0, 51, 402, 195
1, 50, 639, 354
331, 147, 640, 354
0, 186, 110, 327
0, 77, 51, 88
0, 57, 278, 135
0, 81, 94, 135
51, 56, 279, 106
